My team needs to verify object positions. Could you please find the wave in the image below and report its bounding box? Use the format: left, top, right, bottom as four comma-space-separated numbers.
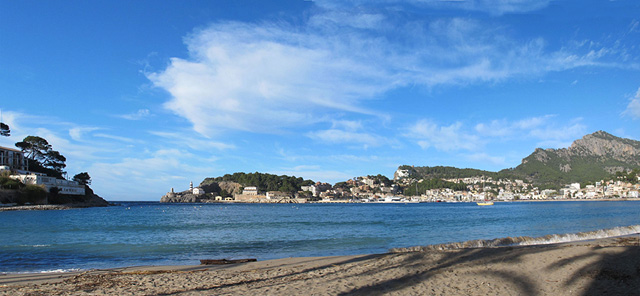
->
1, 268, 85, 275
37, 268, 84, 274
391, 225, 640, 252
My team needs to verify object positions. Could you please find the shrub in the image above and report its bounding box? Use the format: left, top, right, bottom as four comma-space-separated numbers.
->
0, 174, 23, 190
17, 184, 48, 205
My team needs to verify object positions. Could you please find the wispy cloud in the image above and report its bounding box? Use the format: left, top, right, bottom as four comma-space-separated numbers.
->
623, 87, 640, 120
119, 109, 151, 120
69, 127, 101, 141
314, 0, 553, 15
307, 129, 386, 148
307, 120, 388, 148
406, 120, 481, 151
149, 131, 235, 151
87, 149, 214, 200
93, 133, 140, 143
407, 115, 587, 153
148, 2, 614, 138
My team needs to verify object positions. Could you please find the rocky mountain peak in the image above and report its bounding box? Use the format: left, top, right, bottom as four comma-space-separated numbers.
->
511, 131, 640, 187
568, 131, 640, 164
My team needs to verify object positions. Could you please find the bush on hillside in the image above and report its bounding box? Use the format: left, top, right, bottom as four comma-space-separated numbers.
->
16, 184, 48, 205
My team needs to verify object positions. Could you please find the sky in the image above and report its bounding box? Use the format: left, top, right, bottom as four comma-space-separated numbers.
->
1, 0, 640, 201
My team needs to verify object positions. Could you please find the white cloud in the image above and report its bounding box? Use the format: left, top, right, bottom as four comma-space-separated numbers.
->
148, 5, 611, 137
406, 120, 480, 151
69, 127, 101, 141
309, 11, 386, 29
528, 121, 587, 148
314, 0, 553, 15
93, 133, 140, 143
87, 149, 214, 200
474, 115, 553, 138
410, 116, 587, 152
148, 22, 389, 136
331, 120, 363, 131
119, 109, 151, 120
623, 87, 640, 119
307, 129, 385, 147
149, 131, 235, 151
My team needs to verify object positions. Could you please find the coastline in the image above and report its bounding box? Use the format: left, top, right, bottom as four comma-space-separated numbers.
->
157, 197, 640, 204
0, 204, 74, 212
2, 235, 638, 295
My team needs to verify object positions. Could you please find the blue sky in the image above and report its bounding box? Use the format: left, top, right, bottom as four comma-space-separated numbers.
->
1, 0, 640, 201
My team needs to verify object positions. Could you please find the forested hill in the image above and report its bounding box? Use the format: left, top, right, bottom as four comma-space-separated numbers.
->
500, 131, 640, 188
398, 165, 502, 180
400, 131, 640, 189
200, 172, 315, 193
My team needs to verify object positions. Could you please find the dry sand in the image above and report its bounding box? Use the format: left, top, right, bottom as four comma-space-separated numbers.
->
1, 236, 638, 296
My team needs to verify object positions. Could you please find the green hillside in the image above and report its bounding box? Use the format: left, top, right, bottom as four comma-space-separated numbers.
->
201, 172, 314, 193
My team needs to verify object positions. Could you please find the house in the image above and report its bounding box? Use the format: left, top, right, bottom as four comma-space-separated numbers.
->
0, 146, 28, 171
10, 173, 85, 195
242, 186, 258, 195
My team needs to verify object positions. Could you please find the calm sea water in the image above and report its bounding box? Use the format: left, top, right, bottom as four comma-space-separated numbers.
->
1, 201, 639, 273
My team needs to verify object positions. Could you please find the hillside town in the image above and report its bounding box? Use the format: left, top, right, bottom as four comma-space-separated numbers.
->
161, 167, 640, 204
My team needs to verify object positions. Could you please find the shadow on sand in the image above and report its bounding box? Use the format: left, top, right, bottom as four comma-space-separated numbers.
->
338, 238, 639, 296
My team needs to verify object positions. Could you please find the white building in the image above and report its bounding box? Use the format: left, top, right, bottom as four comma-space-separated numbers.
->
242, 186, 258, 195
0, 146, 28, 171
10, 173, 85, 195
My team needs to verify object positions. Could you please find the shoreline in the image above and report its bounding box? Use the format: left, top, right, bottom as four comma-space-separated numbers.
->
158, 197, 640, 204
0, 204, 74, 212
1, 235, 638, 295
2, 198, 638, 210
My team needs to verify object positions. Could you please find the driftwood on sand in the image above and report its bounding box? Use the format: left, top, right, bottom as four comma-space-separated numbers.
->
199, 258, 257, 265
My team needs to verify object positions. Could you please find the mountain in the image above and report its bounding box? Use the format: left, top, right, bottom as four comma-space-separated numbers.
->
398, 131, 640, 189
500, 131, 640, 188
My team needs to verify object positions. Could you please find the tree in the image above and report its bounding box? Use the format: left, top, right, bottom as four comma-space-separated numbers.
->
16, 136, 52, 162
15, 136, 66, 178
0, 122, 9, 137
73, 172, 91, 185
44, 150, 66, 174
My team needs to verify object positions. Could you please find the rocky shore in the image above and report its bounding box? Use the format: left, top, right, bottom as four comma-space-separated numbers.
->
0, 186, 110, 210
0, 204, 73, 212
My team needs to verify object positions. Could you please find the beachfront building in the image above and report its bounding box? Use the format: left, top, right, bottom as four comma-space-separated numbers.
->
0, 146, 28, 171
242, 186, 258, 195
10, 173, 85, 195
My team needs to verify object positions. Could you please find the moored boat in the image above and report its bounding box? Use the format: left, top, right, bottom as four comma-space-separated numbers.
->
476, 201, 494, 206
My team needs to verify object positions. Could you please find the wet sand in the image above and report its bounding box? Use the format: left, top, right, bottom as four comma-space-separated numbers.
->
1, 236, 638, 295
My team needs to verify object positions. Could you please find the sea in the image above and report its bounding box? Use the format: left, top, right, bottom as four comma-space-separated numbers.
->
1, 201, 639, 273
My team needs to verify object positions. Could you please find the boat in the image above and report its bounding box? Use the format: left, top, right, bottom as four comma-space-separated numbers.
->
476, 201, 494, 206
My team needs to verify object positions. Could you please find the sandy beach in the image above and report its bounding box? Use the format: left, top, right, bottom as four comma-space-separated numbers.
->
1, 236, 638, 296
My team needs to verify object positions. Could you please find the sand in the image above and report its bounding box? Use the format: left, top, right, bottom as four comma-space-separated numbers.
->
1, 236, 638, 296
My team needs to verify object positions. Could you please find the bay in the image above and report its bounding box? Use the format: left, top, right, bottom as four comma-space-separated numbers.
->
1, 201, 639, 273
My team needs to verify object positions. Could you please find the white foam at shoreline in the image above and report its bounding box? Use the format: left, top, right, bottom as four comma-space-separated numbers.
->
392, 225, 640, 252
1, 268, 85, 275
